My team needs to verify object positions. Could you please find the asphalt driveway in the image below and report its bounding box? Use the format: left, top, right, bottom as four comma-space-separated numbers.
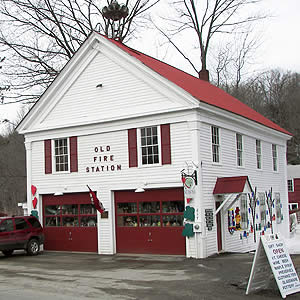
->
0, 251, 300, 300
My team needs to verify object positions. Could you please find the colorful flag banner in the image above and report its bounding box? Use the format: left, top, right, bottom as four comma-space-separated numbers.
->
87, 185, 105, 214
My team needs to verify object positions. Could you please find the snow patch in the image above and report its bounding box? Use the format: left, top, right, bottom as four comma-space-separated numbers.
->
284, 233, 300, 254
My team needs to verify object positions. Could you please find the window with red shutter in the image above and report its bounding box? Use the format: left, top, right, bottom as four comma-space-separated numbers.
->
128, 124, 172, 167
54, 138, 69, 172
44, 139, 52, 174
45, 137, 78, 173
140, 126, 159, 165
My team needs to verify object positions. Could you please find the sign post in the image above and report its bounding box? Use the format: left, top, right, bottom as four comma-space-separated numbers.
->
246, 234, 300, 298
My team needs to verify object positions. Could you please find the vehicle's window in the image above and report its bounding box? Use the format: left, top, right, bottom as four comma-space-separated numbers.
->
27, 217, 41, 228
0, 219, 14, 232
15, 218, 29, 230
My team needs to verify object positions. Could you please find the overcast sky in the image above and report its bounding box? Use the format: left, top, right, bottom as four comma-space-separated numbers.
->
259, 0, 300, 72
0, 0, 299, 134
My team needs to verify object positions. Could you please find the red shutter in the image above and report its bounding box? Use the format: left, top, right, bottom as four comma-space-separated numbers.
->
70, 136, 78, 172
44, 139, 52, 174
128, 129, 138, 168
161, 124, 171, 165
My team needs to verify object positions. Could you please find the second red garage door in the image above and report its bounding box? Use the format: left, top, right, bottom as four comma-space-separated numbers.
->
115, 188, 186, 255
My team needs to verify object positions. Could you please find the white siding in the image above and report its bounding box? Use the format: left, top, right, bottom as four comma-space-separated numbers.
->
200, 121, 289, 256
28, 107, 289, 258
38, 52, 185, 130
30, 121, 192, 254
28, 112, 289, 257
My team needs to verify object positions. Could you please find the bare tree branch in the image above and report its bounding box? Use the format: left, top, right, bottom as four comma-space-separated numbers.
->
157, 0, 266, 80
0, 0, 159, 104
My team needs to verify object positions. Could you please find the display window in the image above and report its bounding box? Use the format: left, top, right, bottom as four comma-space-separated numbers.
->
44, 203, 97, 227
116, 199, 184, 228
240, 194, 248, 230
259, 192, 267, 228
275, 192, 282, 224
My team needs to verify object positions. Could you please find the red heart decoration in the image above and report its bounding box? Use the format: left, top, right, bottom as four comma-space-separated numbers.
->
32, 197, 38, 209
31, 185, 37, 196
181, 177, 186, 184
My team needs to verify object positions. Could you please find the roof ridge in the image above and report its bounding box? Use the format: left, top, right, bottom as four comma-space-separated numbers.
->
100, 33, 205, 83
98, 34, 291, 136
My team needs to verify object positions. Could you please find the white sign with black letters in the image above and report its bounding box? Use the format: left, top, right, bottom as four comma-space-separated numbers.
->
246, 235, 300, 298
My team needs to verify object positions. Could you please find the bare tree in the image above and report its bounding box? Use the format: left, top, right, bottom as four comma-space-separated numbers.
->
156, 0, 265, 81
0, 107, 35, 215
0, 0, 159, 104
213, 42, 232, 87
213, 28, 261, 100
0, 56, 9, 103
0, 132, 26, 215
225, 70, 300, 164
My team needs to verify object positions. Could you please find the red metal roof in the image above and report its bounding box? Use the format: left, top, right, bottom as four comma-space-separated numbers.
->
213, 176, 252, 195
103, 35, 291, 136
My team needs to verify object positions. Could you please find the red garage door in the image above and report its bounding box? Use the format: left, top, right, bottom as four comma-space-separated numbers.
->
43, 193, 97, 252
115, 188, 185, 255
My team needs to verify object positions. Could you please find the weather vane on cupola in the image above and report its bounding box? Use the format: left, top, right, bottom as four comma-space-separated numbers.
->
102, 1, 129, 40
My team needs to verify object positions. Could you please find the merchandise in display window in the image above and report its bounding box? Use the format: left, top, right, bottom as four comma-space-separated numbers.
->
62, 216, 78, 227
240, 194, 248, 229
259, 193, 267, 228
62, 204, 77, 215
117, 216, 138, 227
162, 201, 184, 213
45, 216, 61, 227
140, 215, 160, 227
80, 204, 97, 215
80, 216, 97, 227
275, 193, 282, 224
44, 203, 97, 227
45, 205, 60, 215
140, 202, 160, 213
162, 215, 183, 227
117, 202, 137, 214
116, 200, 184, 227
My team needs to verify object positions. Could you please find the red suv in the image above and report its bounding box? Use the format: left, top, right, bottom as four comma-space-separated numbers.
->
0, 216, 44, 256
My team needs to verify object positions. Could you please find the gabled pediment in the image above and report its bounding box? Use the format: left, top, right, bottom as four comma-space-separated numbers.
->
18, 33, 199, 134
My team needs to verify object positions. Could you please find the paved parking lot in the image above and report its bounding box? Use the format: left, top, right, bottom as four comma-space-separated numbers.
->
0, 251, 300, 300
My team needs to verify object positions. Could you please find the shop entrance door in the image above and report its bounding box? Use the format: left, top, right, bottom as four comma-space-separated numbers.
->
115, 188, 185, 255
43, 193, 98, 252
216, 202, 223, 252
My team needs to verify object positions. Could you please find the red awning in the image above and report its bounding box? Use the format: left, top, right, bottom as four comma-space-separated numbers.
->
213, 176, 253, 195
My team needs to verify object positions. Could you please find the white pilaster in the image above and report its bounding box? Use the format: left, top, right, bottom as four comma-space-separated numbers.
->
188, 118, 206, 258
281, 144, 290, 238
25, 140, 32, 214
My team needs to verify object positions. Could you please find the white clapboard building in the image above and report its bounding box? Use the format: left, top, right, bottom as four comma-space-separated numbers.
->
17, 32, 291, 258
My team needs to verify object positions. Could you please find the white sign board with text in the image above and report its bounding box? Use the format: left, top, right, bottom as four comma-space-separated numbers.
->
246, 235, 300, 298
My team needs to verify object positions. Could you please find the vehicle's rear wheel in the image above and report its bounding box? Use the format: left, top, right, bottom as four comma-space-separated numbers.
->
2, 250, 14, 256
27, 239, 40, 256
